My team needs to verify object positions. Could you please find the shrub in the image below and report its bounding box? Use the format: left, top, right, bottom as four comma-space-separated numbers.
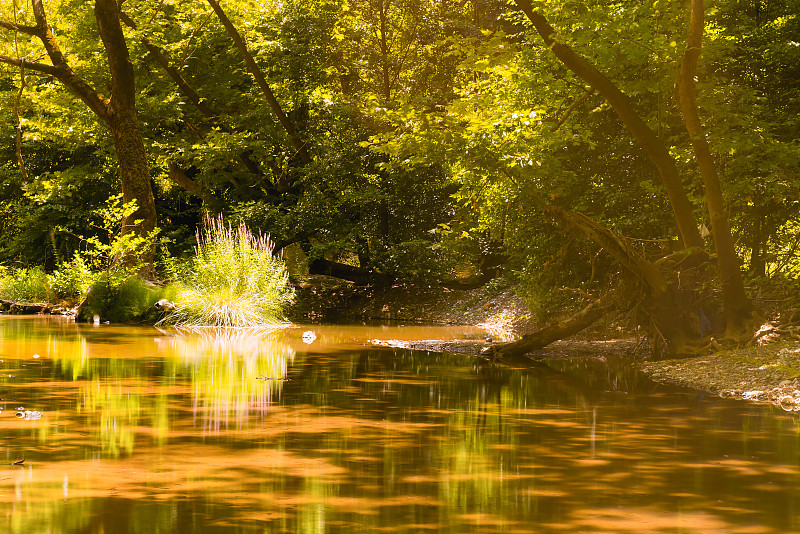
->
0, 266, 53, 302
160, 216, 294, 327
51, 255, 94, 300
80, 274, 165, 323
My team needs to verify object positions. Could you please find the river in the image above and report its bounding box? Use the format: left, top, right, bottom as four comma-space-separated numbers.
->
0, 315, 799, 533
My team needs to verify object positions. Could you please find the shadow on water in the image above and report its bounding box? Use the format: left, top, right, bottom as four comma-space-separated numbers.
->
1, 316, 800, 533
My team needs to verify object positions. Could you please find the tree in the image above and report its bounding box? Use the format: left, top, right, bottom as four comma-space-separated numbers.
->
185, 0, 467, 284
370, 0, 792, 354
511, 0, 704, 252
0, 0, 157, 267
205, 0, 312, 165
496, 0, 772, 352
478, 0, 758, 354
1, 0, 795, 327
676, 0, 752, 334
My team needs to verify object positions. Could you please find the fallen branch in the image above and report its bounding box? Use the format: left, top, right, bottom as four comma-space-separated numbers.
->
488, 289, 619, 358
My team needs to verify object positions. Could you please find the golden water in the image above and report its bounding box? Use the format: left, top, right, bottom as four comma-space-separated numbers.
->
1, 316, 799, 533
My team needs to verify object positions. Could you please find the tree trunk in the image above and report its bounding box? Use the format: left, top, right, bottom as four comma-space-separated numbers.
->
378, 0, 391, 101
505, 1, 757, 352
0, 0, 157, 268
678, 0, 754, 334
108, 108, 157, 240
94, 0, 157, 268
748, 212, 767, 277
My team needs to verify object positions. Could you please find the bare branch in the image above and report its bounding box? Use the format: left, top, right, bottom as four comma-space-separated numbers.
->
0, 54, 61, 75
0, 20, 40, 35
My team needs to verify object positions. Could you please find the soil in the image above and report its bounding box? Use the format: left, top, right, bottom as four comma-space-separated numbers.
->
637, 342, 800, 411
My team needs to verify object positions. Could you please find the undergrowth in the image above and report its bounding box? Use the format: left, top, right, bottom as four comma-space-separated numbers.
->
0, 257, 93, 303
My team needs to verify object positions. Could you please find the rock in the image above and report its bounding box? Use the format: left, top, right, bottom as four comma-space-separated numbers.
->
302, 330, 316, 344
15, 410, 42, 421
154, 298, 175, 311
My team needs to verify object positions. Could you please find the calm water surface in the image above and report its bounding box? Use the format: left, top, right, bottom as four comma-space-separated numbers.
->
1, 316, 800, 533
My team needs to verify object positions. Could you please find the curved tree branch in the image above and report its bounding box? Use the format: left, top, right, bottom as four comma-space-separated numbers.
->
20, 0, 112, 121
523, 190, 687, 349
511, 0, 703, 249
0, 0, 157, 268
205, 0, 312, 164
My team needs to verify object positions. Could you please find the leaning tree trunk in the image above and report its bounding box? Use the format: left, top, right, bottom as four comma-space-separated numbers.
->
487, 187, 710, 357
540, 201, 692, 353
512, 0, 703, 250
491, 289, 618, 359
503, 0, 757, 353
678, 0, 754, 335
205, 0, 311, 164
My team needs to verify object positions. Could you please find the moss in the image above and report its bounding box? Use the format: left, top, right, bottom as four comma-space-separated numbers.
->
79, 275, 166, 323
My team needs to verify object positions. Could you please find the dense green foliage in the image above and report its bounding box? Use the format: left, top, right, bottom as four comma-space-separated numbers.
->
0, 265, 52, 301
1, 0, 798, 324
79, 274, 165, 323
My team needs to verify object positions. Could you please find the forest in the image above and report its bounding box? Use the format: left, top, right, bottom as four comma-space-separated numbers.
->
0, 0, 798, 356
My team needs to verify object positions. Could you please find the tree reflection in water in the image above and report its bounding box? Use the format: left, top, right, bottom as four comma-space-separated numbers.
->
1, 317, 800, 533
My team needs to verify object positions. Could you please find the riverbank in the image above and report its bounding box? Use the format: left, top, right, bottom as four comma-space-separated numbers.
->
319, 277, 800, 412
637, 342, 800, 411
7, 275, 800, 411
290, 276, 540, 339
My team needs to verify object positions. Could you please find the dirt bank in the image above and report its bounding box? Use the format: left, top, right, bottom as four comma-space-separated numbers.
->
293, 276, 800, 411
638, 342, 800, 411
290, 276, 539, 338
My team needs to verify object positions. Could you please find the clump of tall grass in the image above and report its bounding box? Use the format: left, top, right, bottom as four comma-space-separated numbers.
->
160, 216, 293, 328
